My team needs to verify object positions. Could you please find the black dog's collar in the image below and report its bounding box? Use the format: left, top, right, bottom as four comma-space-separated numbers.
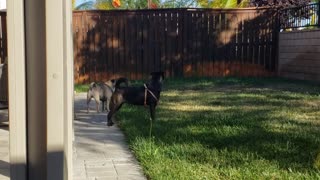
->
144, 84, 158, 107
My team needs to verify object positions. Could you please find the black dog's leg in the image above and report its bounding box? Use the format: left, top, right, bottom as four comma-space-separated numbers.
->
149, 103, 156, 121
107, 106, 115, 126
107, 102, 123, 126
106, 99, 110, 112
86, 96, 91, 113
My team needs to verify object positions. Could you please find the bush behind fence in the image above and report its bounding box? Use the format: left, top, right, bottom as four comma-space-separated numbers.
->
280, 2, 320, 30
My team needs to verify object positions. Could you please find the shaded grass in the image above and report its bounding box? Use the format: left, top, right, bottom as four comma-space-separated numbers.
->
109, 77, 320, 179
74, 84, 89, 93
75, 77, 320, 179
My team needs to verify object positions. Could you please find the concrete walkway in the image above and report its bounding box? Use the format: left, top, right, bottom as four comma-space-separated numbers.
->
73, 93, 146, 180
0, 107, 10, 180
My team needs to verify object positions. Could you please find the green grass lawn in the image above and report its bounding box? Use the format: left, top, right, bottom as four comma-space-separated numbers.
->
76, 77, 320, 179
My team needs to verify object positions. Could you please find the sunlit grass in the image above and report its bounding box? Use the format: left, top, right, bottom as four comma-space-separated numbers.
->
76, 77, 320, 179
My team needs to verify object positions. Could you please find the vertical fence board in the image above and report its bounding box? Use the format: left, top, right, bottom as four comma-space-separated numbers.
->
149, 13, 155, 73
130, 14, 137, 79
100, 15, 107, 80
177, 10, 183, 77
118, 15, 124, 77
94, 15, 101, 80
253, 11, 259, 66
188, 12, 195, 76
0, 12, 6, 64
113, 15, 119, 77
182, 10, 189, 77
137, 14, 143, 79
154, 13, 160, 72
106, 16, 112, 78
142, 13, 148, 78
164, 12, 170, 77
171, 12, 178, 77
208, 13, 214, 77
159, 12, 166, 78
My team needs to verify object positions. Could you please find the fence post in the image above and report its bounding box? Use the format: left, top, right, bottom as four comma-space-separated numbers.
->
182, 9, 187, 78
318, 1, 320, 27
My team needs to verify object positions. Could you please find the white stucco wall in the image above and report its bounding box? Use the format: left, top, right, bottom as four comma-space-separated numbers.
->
279, 30, 320, 82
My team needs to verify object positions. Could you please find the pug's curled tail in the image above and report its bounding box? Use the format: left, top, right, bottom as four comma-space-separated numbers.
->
89, 82, 96, 90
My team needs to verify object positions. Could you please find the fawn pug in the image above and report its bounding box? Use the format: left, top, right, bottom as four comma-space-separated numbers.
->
87, 77, 128, 113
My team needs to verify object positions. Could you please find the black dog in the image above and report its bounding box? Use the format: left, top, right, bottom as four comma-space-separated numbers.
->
107, 72, 164, 126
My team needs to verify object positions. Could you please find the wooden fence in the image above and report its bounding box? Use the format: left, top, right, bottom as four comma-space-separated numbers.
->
0, 11, 7, 102
0, 11, 6, 65
0, 61, 7, 102
73, 8, 279, 83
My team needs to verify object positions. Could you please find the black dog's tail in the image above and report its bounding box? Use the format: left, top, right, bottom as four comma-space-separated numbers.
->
115, 77, 129, 89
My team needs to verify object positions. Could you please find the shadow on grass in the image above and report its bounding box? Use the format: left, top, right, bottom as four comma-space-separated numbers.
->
119, 105, 320, 169
114, 78, 320, 174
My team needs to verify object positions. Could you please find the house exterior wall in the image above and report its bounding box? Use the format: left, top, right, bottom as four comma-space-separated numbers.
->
278, 30, 320, 82
7, 0, 73, 179
7, 0, 27, 179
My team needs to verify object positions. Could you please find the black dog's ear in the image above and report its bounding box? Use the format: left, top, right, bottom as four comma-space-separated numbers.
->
148, 74, 153, 80
161, 71, 165, 80
150, 71, 165, 81
149, 72, 157, 80
111, 79, 116, 83
158, 71, 164, 82
150, 71, 164, 76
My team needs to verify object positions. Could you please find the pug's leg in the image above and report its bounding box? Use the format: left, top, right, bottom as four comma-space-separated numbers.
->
94, 95, 100, 113
86, 96, 91, 113
106, 99, 110, 112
